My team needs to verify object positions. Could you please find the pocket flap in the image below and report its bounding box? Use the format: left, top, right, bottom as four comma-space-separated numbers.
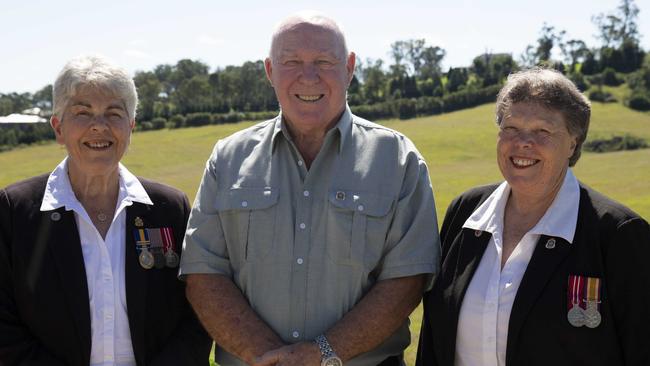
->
215, 187, 279, 211
328, 189, 393, 217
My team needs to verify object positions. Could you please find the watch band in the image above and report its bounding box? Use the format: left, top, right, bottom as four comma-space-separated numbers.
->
315, 334, 342, 365
315, 334, 336, 358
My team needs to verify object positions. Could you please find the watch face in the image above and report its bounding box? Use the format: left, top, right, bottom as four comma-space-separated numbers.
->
323, 357, 343, 366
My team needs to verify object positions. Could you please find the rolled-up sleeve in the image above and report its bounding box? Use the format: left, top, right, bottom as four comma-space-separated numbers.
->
179, 146, 232, 279
377, 146, 441, 288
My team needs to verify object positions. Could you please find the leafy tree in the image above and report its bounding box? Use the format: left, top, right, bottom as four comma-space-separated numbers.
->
446, 67, 469, 93
561, 39, 589, 72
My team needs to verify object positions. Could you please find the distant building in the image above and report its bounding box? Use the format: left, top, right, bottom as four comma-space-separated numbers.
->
0, 108, 48, 128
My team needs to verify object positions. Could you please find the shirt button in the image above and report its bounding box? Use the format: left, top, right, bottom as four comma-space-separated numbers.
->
303, 190, 310, 197
296, 258, 304, 265
241, 201, 248, 208
299, 223, 306, 230
357, 204, 364, 211
297, 160, 303, 166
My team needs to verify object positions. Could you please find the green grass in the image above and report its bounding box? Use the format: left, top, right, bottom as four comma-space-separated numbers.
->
2, 102, 649, 365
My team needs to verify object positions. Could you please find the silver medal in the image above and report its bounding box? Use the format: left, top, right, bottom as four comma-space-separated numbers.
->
165, 250, 180, 268
584, 302, 602, 328
567, 304, 585, 327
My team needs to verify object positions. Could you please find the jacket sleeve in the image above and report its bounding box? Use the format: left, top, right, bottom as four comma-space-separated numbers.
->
605, 217, 650, 365
0, 189, 67, 366
416, 290, 439, 366
149, 193, 212, 366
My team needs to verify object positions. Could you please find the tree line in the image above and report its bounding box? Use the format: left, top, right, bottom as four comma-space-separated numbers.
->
1, 0, 649, 150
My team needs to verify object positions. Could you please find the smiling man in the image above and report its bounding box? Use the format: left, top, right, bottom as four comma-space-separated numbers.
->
180, 12, 439, 366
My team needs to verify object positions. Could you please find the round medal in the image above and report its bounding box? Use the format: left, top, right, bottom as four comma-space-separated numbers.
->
584, 307, 602, 328
139, 250, 155, 269
165, 250, 180, 268
567, 305, 585, 327
153, 250, 166, 269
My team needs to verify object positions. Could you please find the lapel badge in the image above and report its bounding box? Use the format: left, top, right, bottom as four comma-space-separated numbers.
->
50, 212, 61, 221
474, 230, 482, 237
135, 216, 144, 227
335, 191, 346, 201
545, 238, 556, 249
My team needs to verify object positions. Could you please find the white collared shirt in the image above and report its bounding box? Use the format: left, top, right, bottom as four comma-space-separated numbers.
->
40, 158, 152, 366
455, 169, 580, 366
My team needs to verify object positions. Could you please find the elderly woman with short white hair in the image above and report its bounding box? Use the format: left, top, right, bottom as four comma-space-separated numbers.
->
0, 55, 211, 366
417, 68, 650, 366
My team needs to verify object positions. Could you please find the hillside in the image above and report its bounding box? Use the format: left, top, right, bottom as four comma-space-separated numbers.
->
3, 102, 648, 220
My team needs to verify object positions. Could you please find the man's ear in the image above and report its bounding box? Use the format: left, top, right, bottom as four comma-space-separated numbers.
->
50, 115, 65, 145
346, 52, 356, 85
264, 58, 274, 86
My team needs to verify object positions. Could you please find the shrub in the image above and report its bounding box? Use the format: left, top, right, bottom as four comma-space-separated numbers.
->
628, 93, 650, 111
584, 134, 648, 153
589, 90, 617, 103
601, 68, 623, 86
139, 121, 153, 131
150, 117, 167, 130
569, 72, 589, 92
185, 112, 212, 127
169, 114, 186, 128
395, 99, 417, 119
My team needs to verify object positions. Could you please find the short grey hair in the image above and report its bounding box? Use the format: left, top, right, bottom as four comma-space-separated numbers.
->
495, 68, 591, 167
52, 55, 138, 120
269, 11, 349, 61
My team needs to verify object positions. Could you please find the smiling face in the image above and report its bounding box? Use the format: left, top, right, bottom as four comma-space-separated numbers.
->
51, 85, 135, 179
497, 102, 578, 201
265, 22, 355, 133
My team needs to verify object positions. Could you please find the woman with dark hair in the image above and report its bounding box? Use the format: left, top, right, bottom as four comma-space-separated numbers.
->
416, 68, 650, 366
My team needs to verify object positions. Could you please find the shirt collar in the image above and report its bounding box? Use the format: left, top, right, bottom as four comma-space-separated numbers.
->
40, 157, 153, 212
463, 169, 580, 244
271, 104, 353, 153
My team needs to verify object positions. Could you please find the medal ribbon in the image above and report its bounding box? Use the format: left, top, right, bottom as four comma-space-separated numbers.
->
161, 227, 175, 254
567, 275, 585, 309
585, 277, 601, 307
134, 228, 150, 253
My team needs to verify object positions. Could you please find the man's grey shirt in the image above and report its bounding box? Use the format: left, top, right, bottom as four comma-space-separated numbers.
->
180, 106, 440, 365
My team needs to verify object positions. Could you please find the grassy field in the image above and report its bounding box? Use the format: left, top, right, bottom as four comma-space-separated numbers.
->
2, 102, 649, 365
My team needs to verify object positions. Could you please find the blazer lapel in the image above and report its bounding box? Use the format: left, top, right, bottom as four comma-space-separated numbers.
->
440, 228, 491, 366
125, 202, 152, 364
506, 234, 572, 364
46, 207, 91, 364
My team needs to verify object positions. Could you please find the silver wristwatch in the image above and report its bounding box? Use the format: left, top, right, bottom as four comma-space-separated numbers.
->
315, 334, 342, 366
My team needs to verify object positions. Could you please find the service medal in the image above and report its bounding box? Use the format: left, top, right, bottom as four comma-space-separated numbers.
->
165, 250, 180, 268
139, 249, 155, 269
567, 275, 586, 327
584, 302, 602, 328
567, 305, 585, 327
584, 277, 602, 328
160, 227, 179, 268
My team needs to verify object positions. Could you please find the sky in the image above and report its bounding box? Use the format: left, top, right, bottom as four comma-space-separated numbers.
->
1, 0, 649, 94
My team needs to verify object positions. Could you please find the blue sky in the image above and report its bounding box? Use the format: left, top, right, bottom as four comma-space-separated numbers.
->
1, 0, 649, 94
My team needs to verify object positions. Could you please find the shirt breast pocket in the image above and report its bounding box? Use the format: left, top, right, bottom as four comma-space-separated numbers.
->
326, 189, 393, 268
215, 187, 279, 262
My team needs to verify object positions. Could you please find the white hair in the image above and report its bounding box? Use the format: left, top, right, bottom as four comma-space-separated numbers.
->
52, 55, 138, 120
